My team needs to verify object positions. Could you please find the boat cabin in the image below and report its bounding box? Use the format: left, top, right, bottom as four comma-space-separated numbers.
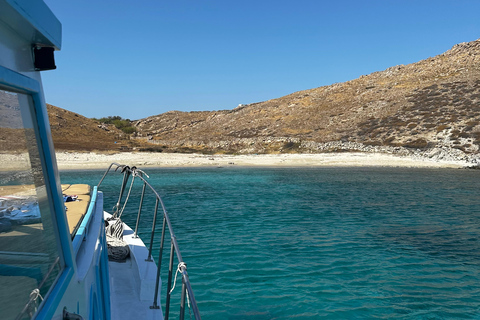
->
0, 0, 112, 318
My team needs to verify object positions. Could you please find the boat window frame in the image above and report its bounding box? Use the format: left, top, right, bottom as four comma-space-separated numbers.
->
0, 65, 75, 319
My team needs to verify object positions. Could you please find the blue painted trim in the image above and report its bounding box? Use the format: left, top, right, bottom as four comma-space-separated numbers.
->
0, 64, 74, 318
2, 0, 62, 49
27, 80, 76, 273
72, 186, 98, 254
33, 266, 74, 319
100, 224, 111, 320
0, 64, 40, 92
30, 84, 75, 263
0, 65, 73, 266
94, 243, 103, 320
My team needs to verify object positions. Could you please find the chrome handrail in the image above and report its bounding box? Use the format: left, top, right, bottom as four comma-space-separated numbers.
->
98, 163, 201, 320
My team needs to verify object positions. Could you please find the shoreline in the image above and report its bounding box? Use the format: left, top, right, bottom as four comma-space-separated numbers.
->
0, 151, 474, 171
52, 151, 470, 170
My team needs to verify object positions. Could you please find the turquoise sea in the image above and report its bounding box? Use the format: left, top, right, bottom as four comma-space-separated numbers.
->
60, 167, 480, 319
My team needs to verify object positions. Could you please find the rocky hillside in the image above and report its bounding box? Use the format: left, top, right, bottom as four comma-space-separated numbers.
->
47, 104, 142, 151
131, 38, 480, 160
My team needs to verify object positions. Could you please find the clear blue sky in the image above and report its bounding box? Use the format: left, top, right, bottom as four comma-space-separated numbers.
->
42, 0, 480, 121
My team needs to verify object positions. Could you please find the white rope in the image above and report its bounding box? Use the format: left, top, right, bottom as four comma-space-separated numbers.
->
112, 168, 148, 219
21, 288, 44, 319
169, 262, 191, 309
106, 234, 130, 261
169, 262, 186, 294
118, 175, 135, 219
106, 219, 130, 261
29, 289, 43, 302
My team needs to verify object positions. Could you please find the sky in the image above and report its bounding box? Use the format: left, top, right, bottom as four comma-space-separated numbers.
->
41, 0, 480, 121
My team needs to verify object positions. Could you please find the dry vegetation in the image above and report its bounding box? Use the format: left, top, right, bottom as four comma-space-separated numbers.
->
47, 104, 140, 152
47, 38, 480, 156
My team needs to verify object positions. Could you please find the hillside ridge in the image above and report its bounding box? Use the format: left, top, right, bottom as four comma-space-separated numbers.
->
48, 38, 480, 163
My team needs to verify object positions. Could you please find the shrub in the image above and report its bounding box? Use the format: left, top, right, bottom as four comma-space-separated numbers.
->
121, 126, 137, 134
93, 115, 136, 134
436, 125, 449, 132
402, 138, 428, 149
282, 141, 301, 152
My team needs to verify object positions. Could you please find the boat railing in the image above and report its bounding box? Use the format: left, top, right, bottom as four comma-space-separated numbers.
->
97, 163, 201, 320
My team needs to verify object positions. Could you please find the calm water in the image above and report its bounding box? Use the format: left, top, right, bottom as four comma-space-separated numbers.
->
61, 167, 480, 319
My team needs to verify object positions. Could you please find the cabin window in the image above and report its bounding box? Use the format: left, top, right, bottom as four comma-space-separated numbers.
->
0, 89, 62, 319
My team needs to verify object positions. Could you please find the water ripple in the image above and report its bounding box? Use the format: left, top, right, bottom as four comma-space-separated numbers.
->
61, 167, 480, 319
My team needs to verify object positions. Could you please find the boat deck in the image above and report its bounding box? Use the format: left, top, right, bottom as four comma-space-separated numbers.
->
105, 212, 164, 320
109, 259, 164, 320
0, 183, 91, 237
62, 184, 91, 235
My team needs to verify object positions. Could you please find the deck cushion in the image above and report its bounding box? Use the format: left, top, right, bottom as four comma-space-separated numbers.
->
61, 184, 91, 235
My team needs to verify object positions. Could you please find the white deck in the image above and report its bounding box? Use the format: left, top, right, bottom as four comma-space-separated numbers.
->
109, 259, 164, 320
106, 212, 164, 320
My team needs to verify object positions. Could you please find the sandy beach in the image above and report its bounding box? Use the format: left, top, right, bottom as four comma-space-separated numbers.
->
0, 151, 472, 171
49, 151, 470, 170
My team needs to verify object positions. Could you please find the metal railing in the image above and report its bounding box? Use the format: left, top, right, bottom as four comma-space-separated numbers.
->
98, 163, 201, 320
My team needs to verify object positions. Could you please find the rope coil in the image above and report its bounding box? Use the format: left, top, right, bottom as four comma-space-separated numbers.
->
106, 218, 130, 261
98, 163, 200, 319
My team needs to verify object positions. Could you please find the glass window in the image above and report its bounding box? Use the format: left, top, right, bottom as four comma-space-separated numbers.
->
0, 89, 62, 319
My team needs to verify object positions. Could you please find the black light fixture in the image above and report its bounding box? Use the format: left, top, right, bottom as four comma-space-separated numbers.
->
33, 46, 56, 71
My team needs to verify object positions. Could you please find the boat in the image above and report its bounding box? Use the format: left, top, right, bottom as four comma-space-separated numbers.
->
0, 0, 200, 319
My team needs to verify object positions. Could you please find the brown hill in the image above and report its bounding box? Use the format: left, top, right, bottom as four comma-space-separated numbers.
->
131, 38, 480, 156
47, 104, 141, 151
47, 38, 480, 160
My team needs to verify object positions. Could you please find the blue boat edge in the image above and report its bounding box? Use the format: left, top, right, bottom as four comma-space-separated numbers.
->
0, 1, 201, 319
